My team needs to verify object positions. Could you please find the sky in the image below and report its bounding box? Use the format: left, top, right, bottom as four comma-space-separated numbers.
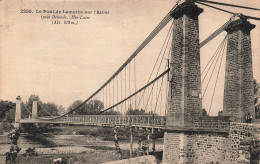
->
0, 0, 259, 116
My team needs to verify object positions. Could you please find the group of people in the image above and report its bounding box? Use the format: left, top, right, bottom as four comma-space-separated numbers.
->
245, 113, 253, 123
5, 129, 21, 164
137, 139, 149, 156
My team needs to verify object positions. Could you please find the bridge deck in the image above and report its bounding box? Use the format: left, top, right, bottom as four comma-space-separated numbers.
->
19, 115, 231, 132
20, 115, 166, 129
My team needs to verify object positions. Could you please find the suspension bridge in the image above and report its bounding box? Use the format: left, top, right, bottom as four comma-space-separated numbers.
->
13, 0, 260, 163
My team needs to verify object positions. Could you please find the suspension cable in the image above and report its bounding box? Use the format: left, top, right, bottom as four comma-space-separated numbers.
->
139, 21, 173, 106
134, 58, 137, 109
198, 0, 260, 11
208, 35, 227, 115
145, 64, 168, 112
137, 21, 174, 109
106, 86, 107, 109
196, 1, 235, 15
159, 78, 163, 116
121, 72, 123, 115
143, 24, 172, 111
97, 69, 169, 114
108, 83, 110, 111
153, 74, 165, 114
199, 16, 234, 48
202, 35, 227, 81
197, 1, 260, 21
117, 76, 119, 112
103, 89, 104, 110
21, 103, 34, 118
129, 63, 131, 107
202, 36, 227, 98
244, 15, 260, 21
125, 67, 127, 112
21, 102, 55, 119
165, 79, 169, 116
38, 103, 54, 116
113, 79, 114, 110
40, 5, 177, 120
151, 82, 154, 113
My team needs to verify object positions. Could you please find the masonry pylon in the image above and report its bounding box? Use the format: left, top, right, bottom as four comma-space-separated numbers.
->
223, 17, 255, 122
14, 96, 22, 128
32, 97, 38, 119
166, 1, 203, 128
163, 1, 203, 163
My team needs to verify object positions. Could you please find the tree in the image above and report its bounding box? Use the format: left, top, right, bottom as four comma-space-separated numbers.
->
38, 102, 59, 117
103, 110, 121, 115
21, 95, 59, 118
67, 99, 104, 115
126, 108, 147, 115
1, 111, 14, 130
67, 100, 85, 115
21, 95, 40, 119
0, 100, 15, 131
85, 99, 104, 114
0, 100, 15, 121
254, 79, 260, 119
57, 105, 66, 115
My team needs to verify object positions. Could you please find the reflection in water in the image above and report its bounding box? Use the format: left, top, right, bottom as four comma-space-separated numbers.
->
23, 135, 56, 148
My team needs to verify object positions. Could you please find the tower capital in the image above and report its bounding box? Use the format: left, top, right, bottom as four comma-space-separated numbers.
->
170, 2, 203, 19
16, 96, 21, 100
225, 18, 255, 34
32, 96, 39, 101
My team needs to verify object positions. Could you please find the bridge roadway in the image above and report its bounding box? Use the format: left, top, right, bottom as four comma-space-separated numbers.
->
19, 115, 232, 132
19, 115, 167, 129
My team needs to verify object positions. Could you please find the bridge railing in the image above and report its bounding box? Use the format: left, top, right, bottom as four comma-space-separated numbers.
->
25, 115, 166, 128
20, 115, 233, 131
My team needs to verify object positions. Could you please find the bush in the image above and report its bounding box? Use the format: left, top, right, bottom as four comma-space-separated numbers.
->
0, 121, 14, 132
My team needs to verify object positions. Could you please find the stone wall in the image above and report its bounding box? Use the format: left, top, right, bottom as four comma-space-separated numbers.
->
163, 132, 180, 163
225, 122, 260, 163
193, 133, 228, 164
193, 116, 230, 131
163, 122, 260, 164
163, 131, 228, 164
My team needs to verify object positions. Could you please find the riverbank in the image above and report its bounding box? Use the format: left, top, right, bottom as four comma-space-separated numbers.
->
0, 141, 163, 163
0, 125, 164, 163
48, 125, 164, 141
0, 151, 123, 164
0, 148, 162, 164
0, 134, 164, 154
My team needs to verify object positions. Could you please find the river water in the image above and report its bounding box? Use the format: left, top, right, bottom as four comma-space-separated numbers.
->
0, 134, 163, 155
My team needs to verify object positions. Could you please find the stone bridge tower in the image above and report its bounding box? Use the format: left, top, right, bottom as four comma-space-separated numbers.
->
14, 96, 22, 128
166, 1, 203, 128
32, 97, 38, 119
223, 17, 255, 122
163, 1, 204, 163
163, 2, 257, 162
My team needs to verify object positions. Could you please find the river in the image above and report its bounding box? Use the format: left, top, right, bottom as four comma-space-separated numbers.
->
0, 134, 164, 155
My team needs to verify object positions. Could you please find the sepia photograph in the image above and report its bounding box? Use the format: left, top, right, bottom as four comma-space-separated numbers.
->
0, 0, 260, 163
